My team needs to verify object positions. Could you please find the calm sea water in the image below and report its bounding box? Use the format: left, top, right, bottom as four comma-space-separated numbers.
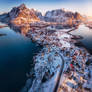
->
0, 23, 92, 92
71, 24, 92, 53
0, 25, 41, 92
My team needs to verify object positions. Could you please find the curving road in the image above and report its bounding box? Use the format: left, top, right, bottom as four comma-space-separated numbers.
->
53, 54, 65, 92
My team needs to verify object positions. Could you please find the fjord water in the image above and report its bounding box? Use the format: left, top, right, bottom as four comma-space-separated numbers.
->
71, 24, 92, 53
0, 23, 92, 92
0, 25, 41, 92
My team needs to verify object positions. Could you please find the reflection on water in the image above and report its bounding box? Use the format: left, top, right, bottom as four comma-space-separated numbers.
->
71, 24, 92, 52
0, 26, 41, 92
0, 23, 92, 92
0, 23, 7, 36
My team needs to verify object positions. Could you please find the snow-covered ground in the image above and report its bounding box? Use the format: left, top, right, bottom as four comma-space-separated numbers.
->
28, 45, 63, 92
21, 23, 92, 92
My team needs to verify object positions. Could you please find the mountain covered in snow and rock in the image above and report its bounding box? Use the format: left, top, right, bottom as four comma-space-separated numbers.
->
0, 4, 85, 26
0, 4, 40, 25
44, 9, 84, 22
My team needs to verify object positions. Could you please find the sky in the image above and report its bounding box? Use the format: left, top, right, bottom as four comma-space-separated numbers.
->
0, 0, 92, 16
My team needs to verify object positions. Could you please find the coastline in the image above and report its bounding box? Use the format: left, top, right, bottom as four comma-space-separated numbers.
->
0, 25, 8, 36
18, 23, 92, 92
0, 21, 92, 92
0, 3, 92, 92
75, 41, 92, 55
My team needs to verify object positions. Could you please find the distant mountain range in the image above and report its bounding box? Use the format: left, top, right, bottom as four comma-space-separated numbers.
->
0, 4, 85, 26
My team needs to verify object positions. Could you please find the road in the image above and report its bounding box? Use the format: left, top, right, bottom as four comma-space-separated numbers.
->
53, 54, 65, 92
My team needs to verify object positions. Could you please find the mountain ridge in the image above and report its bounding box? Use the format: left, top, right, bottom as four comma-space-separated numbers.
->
0, 4, 85, 25
0, 4, 40, 25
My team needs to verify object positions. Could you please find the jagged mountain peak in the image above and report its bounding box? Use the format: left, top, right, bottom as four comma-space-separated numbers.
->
43, 8, 84, 23
18, 3, 27, 10
7, 4, 40, 25
0, 4, 85, 26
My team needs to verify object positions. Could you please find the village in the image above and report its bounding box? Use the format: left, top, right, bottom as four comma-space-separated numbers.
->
20, 22, 92, 92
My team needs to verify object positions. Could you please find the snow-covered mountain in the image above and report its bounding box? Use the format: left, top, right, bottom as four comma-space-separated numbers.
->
44, 9, 84, 23
34, 10, 44, 20
0, 4, 85, 29
0, 4, 40, 25
0, 4, 85, 25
